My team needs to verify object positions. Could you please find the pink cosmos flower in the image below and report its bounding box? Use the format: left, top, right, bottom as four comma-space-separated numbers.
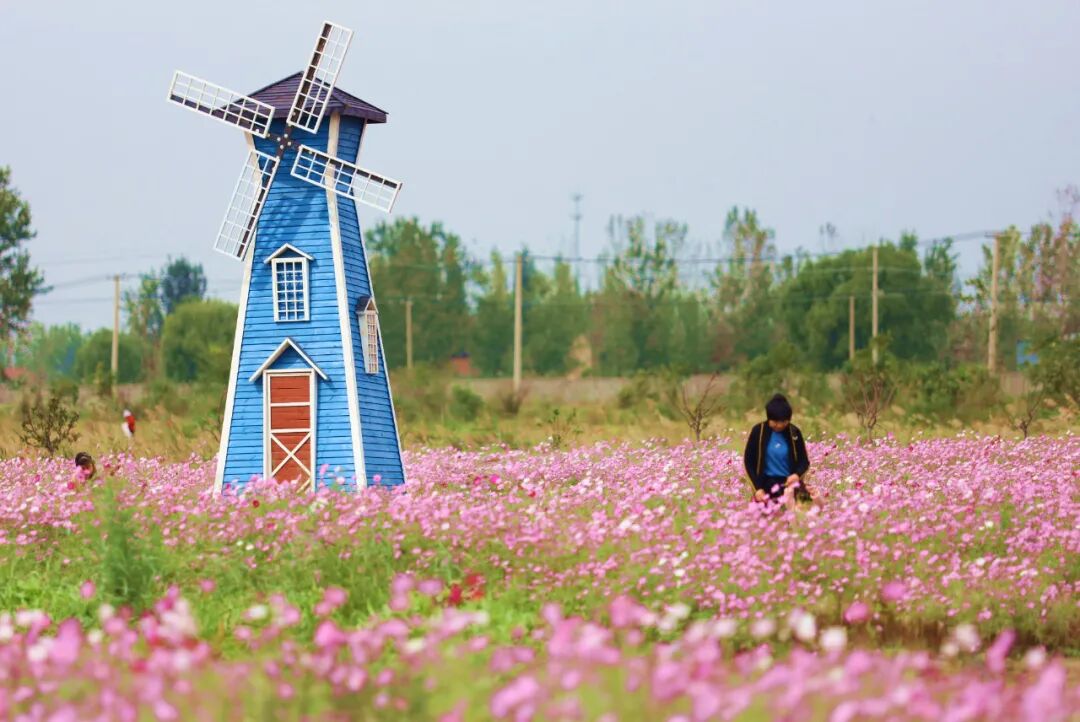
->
79, 580, 95, 600
881, 581, 907, 603
844, 601, 870, 624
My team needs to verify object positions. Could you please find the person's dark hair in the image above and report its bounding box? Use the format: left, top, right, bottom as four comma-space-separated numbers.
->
765, 394, 793, 421
74, 452, 94, 469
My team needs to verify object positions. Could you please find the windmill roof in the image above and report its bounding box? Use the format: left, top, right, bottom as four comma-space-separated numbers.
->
249, 72, 388, 125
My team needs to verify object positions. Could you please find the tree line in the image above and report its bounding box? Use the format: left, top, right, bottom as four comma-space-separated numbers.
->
3, 160, 1078, 385
368, 203, 1078, 377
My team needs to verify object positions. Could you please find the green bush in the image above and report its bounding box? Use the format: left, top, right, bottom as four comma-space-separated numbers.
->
391, 364, 451, 423
18, 390, 80, 455
449, 385, 484, 422
903, 363, 1001, 423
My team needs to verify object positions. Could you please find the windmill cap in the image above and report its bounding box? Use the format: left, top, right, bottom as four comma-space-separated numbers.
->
248, 72, 388, 125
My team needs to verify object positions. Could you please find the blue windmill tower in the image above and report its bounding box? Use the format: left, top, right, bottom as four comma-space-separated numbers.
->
167, 21, 405, 493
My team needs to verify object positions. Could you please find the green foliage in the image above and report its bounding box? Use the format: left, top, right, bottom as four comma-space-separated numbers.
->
96, 482, 164, 612
159, 257, 207, 315
391, 364, 452, 423
73, 329, 145, 384
449, 384, 484, 422
902, 363, 1001, 423
13, 322, 83, 381
524, 258, 588, 375
471, 251, 513, 376
1029, 335, 1080, 411
368, 218, 471, 368
616, 369, 669, 410
0, 166, 46, 342
592, 215, 687, 374
778, 237, 955, 370
728, 342, 800, 412
18, 389, 79, 454
160, 299, 237, 383
711, 206, 780, 363
540, 407, 581, 449
123, 274, 164, 342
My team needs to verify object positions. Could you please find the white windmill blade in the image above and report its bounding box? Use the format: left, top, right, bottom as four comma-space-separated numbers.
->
168, 71, 275, 138
291, 145, 402, 213
287, 21, 354, 134
214, 150, 280, 260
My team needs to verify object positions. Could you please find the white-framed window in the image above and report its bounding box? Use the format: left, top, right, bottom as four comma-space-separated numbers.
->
358, 298, 379, 374
272, 256, 309, 322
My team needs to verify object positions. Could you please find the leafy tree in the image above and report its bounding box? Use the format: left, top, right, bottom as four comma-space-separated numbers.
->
73, 329, 145, 384
368, 218, 471, 368
711, 207, 779, 363
524, 258, 588, 375
124, 274, 164, 341
124, 273, 165, 376
0, 166, 46, 345
159, 257, 207, 315
160, 299, 237, 382
13, 322, 83, 380
471, 251, 513, 376
592, 215, 684, 374
1029, 335, 1080, 411
777, 236, 955, 370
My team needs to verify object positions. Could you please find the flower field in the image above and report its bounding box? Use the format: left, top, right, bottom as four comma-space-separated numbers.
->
0, 434, 1078, 720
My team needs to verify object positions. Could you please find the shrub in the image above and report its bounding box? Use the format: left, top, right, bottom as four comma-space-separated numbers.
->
903, 363, 1001, 423
449, 385, 484, 422
540, 407, 581, 449
1030, 336, 1080, 411
18, 390, 80, 455
841, 349, 898, 440
392, 364, 451, 422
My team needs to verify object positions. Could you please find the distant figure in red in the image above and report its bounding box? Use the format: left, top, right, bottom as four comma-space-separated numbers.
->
122, 409, 136, 439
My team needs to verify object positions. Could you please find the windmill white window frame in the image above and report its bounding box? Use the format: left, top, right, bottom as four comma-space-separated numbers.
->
265, 244, 313, 323
357, 299, 380, 374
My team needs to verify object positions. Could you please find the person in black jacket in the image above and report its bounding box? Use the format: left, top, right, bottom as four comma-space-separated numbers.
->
743, 394, 811, 504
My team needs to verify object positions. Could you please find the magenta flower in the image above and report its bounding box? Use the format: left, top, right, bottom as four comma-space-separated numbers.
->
843, 601, 870, 624
880, 581, 907, 603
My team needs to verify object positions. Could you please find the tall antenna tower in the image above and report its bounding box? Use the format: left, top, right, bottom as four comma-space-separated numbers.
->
570, 192, 583, 259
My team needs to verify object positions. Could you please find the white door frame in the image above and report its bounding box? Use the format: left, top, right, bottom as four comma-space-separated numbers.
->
263, 369, 317, 492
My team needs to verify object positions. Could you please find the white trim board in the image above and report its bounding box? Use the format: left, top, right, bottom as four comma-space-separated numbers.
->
326, 111, 367, 488
214, 132, 260, 496
249, 338, 328, 382
263, 243, 314, 263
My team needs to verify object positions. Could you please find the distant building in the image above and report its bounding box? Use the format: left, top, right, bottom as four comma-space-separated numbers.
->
450, 351, 473, 377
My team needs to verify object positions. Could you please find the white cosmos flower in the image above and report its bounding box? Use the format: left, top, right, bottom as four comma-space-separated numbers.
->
712, 618, 737, 639
792, 612, 817, 643
750, 618, 776, 639
820, 627, 847, 653
1024, 647, 1047, 669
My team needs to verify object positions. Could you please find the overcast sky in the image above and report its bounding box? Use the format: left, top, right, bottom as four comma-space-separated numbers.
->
3, 0, 1079, 330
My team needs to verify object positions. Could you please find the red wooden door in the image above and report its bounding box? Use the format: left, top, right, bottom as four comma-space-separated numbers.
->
264, 371, 314, 489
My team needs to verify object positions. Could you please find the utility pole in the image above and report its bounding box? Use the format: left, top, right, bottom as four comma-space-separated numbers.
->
111, 274, 120, 390
849, 295, 855, 361
513, 252, 523, 394
988, 234, 1000, 373
570, 193, 583, 260
405, 298, 413, 371
871, 245, 879, 364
